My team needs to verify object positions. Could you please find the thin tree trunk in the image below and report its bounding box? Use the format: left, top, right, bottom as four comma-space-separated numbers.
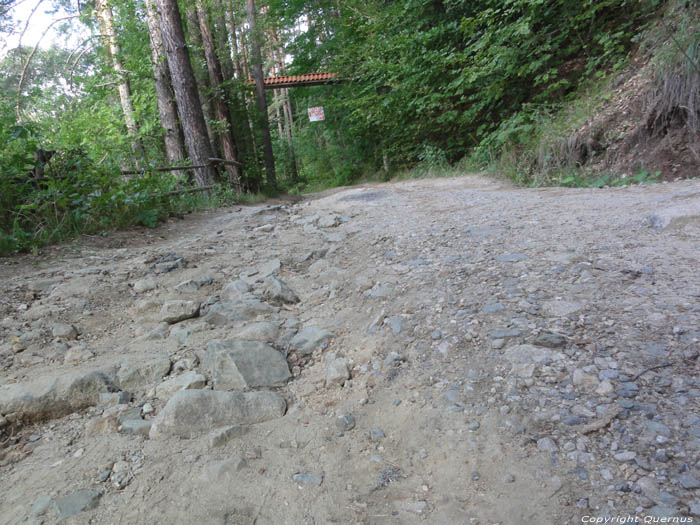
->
212, 0, 234, 83
269, 29, 298, 181
229, 6, 259, 167
274, 87, 284, 138
95, 0, 143, 165
185, 7, 221, 160
282, 87, 298, 180
247, 0, 275, 187
156, 0, 217, 187
240, 27, 251, 82
225, 8, 243, 80
196, 0, 241, 189
144, 0, 186, 166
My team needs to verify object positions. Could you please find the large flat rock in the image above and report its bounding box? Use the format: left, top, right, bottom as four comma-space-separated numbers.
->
0, 371, 118, 424
203, 299, 278, 326
204, 340, 291, 390
149, 389, 286, 439
118, 355, 171, 391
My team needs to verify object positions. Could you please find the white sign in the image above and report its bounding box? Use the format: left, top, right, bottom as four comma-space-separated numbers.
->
308, 106, 325, 122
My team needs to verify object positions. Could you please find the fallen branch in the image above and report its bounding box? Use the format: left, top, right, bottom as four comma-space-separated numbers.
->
121, 164, 207, 175
573, 406, 624, 435
121, 158, 242, 175
156, 185, 215, 197
208, 157, 243, 167
628, 362, 674, 382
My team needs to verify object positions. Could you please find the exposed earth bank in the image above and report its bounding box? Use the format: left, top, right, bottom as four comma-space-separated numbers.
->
1, 175, 700, 524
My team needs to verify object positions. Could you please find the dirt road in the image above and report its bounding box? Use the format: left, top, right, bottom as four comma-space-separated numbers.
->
1, 175, 699, 524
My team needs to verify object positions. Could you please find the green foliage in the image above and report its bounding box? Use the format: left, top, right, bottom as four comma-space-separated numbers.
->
0, 99, 253, 255
264, 0, 662, 191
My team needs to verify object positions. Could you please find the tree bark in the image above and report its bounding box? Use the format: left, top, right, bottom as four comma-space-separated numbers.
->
195, 0, 241, 189
247, 0, 276, 187
155, 0, 217, 187
144, 0, 186, 166
185, 7, 220, 160
95, 0, 143, 165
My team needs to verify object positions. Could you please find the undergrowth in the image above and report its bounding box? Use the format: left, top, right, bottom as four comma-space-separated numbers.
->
0, 124, 258, 256
464, 0, 698, 187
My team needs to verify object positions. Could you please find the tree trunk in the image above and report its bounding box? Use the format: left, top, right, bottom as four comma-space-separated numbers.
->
247, 0, 276, 187
195, 0, 241, 189
225, 8, 243, 80
95, 0, 143, 165
185, 7, 221, 160
228, 5, 259, 171
155, 0, 217, 187
269, 28, 298, 181
211, 0, 234, 83
144, 0, 186, 166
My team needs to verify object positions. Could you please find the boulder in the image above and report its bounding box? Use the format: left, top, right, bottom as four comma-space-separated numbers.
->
155, 371, 207, 400
261, 276, 300, 305
203, 299, 277, 326
290, 327, 332, 356
149, 390, 286, 439
117, 355, 171, 391
220, 280, 252, 301
0, 371, 117, 424
239, 259, 281, 285
204, 340, 291, 390
237, 322, 280, 341
159, 300, 200, 324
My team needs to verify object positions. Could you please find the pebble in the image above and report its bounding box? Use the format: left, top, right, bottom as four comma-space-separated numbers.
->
370, 428, 385, 442
97, 470, 111, 482
537, 437, 559, 453
293, 473, 324, 486
482, 303, 504, 315
336, 413, 356, 432
133, 278, 157, 293
468, 421, 480, 432
51, 323, 77, 340
385, 316, 403, 335
614, 451, 637, 462
535, 332, 566, 348
679, 473, 700, 489
326, 358, 350, 388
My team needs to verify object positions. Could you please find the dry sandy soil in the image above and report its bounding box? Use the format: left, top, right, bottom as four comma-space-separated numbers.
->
1, 174, 699, 525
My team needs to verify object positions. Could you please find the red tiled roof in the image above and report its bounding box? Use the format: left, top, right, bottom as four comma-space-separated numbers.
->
262, 72, 338, 88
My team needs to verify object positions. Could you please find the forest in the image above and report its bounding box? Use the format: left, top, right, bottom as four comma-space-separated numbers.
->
0, 0, 698, 254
